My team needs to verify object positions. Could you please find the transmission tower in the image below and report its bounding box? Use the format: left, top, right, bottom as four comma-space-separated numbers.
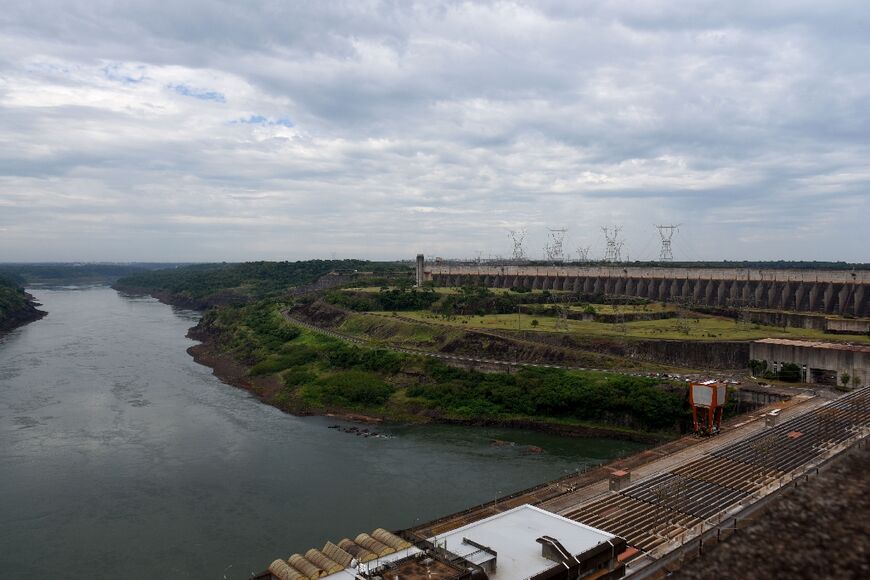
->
655, 224, 680, 262
545, 228, 567, 262
601, 226, 623, 263
576, 246, 591, 263
507, 229, 527, 261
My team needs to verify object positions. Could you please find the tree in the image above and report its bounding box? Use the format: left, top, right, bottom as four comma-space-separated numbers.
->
853, 375, 862, 388
531, 319, 539, 328
840, 372, 851, 389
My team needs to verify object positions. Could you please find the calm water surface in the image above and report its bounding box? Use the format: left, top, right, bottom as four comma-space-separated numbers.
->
0, 287, 645, 579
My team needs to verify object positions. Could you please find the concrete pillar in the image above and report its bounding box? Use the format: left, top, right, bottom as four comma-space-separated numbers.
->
702, 280, 714, 306
780, 282, 793, 310
823, 283, 835, 313
415, 254, 424, 287
808, 283, 820, 312
794, 283, 807, 311
854, 285, 866, 317
625, 278, 636, 297
738, 281, 750, 304
615, 277, 627, 295
753, 282, 765, 308
691, 280, 702, 303
572, 277, 582, 292
767, 283, 779, 309
837, 284, 851, 315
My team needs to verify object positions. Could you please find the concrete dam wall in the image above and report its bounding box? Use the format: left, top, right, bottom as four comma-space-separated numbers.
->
420, 262, 869, 317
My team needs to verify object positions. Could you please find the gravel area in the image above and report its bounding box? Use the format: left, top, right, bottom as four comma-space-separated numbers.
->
674, 444, 870, 580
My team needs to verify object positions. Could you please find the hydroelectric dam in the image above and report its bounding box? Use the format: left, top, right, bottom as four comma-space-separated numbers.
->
416, 257, 869, 317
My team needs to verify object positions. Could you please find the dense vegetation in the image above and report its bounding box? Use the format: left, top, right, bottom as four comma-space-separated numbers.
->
115, 260, 407, 304
0, 275, 43, 330
325, 284, 440, 312
198, 299, 689, 435
409, 361, 684, 430
0, 275, 27, 318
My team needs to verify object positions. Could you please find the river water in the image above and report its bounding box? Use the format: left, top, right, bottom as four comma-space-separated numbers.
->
0, 286, 645, 579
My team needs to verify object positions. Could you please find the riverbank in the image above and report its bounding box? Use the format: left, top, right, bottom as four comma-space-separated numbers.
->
186, 315, 674, 444
0, 289, 47, 332
117, 286, 680, 443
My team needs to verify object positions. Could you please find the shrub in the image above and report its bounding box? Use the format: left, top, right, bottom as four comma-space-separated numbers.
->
284, 368, 316, 388
304, 371, 394, 407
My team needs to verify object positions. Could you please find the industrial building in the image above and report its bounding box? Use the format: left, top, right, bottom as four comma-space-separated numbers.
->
257, 505, 628, 580
750, 338, 870, 386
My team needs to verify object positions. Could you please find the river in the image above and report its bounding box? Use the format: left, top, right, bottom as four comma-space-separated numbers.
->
0, 286, 645, 579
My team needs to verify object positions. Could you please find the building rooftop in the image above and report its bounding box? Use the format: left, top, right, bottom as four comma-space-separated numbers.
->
432, 504, 617, 580
754, 338, 870, 353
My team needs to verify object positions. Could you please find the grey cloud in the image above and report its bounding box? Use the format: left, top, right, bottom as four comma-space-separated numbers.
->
0, 1, 868, 262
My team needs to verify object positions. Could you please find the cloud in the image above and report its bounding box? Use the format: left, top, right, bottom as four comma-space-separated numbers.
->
0, 1, 868, 262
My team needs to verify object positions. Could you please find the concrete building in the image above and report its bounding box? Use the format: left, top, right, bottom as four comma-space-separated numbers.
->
750, 338, 870, 387
258, 505, 627, 580
415, 257, 870, 316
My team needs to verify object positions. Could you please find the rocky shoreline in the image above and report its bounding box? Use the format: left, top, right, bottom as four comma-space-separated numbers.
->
0, 292, 47, 333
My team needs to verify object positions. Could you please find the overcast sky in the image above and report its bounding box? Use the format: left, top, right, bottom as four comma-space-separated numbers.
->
1, 1, 868, 263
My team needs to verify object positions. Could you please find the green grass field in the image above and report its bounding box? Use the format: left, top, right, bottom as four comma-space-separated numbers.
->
371, 310, 870, 343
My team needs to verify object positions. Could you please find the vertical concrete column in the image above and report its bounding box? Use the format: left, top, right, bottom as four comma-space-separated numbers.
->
715, 280, 726, 306
823, 283, 835, 313
779, 282, 794, 310
794, 284, 806, 311
767, 282, 779, 309
753, 282, 765, 308
690, 279, 701, 303
853, 285, 866, 317
415, 254, 424, 287
739, 281, 750, 303
615, 277, 627, 295
592, 277, 602, 294
625, 277, 636, 297
837, 284, 851, 315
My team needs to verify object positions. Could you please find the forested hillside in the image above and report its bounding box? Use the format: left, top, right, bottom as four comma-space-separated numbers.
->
114, 260, 409, 307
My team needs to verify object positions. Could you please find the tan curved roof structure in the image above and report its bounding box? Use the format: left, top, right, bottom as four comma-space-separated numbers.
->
354, 532, 394, 556
322, 542, 353, 568
372, 528, 413, 550
337, 538, 378, 563
268, 559, 305, 580
304, 549, 343, 575
288, 553, 325, 579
